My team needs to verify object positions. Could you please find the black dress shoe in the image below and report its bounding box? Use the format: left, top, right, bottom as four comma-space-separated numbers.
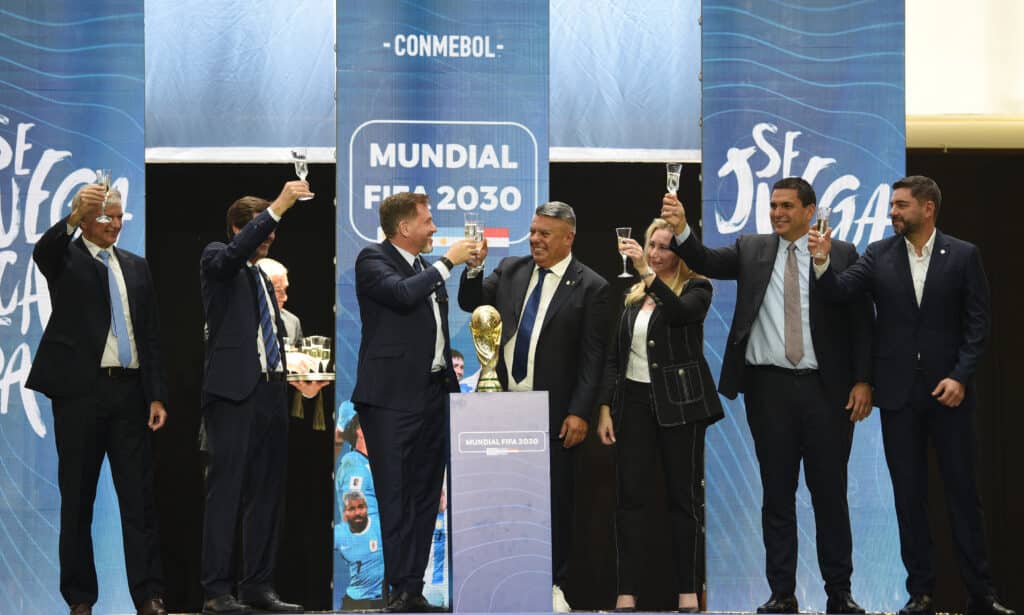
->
967, 596, 1016, 615
239, 589, 303, 613
137, 597, 168, 615
899, 594, 934, 615
678, 608, 700, 613
827, 591, 866, 614
757, 594, 799, 614
387, 591, 442, 613
203, 594, 251, 614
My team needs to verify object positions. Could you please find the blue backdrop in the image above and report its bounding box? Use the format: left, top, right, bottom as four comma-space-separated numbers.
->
701, 0, 905, 610
0, 2, 146, 614
334, 1, 548, 608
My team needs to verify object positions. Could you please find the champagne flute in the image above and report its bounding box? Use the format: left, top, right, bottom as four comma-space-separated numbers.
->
814, 205, 831, 259
95, 169, 112, 223
301, 337, 317, 372
615, 227, 633, 278
666, 162, 683, 194
464, 212, 484, 274
291, 148, 313, 201
319, 337, 332, 373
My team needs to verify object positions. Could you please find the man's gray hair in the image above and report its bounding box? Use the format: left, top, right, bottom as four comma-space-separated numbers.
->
105, 188, 122, 205
257, 257, 288, 278
535, 201, 576, 231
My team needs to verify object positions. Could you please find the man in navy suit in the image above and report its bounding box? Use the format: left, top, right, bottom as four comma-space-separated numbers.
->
198, 181, 311, 614
457, 201, 611, 612
352, 191, 477, 612
28, 185, 168, 615
662, 178, 872, 614
810, 176, 1014, 615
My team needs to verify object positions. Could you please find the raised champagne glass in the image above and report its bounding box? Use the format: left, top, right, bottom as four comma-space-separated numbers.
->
95, 169, 112, 223
291, 148, 313, 201
814, 205, 831, 259
615, 227, 633, 278
464, 212, 484, 275
666, 162, 683, 194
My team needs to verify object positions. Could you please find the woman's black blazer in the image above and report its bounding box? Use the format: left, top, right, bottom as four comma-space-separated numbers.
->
599, 277, 724, 428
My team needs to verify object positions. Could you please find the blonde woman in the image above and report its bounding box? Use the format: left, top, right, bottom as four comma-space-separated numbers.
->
598, 218, 724, 612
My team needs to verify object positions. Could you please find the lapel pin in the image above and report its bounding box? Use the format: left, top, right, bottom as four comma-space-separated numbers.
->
565, 280, 574, 286
940, 248, 946, 255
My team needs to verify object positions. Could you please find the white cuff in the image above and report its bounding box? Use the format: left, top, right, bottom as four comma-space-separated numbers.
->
432, 260, 451, 280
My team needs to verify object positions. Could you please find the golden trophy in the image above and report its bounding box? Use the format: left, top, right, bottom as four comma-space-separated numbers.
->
470, 305, 503, 392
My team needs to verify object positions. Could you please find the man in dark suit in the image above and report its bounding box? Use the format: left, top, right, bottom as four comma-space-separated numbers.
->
352, 191, 477, 612
199, 181, 311, 614
457, 201, 610, 612
809, 176, 1014, 615
28, 185, 168, 615
661, 177, 872, 613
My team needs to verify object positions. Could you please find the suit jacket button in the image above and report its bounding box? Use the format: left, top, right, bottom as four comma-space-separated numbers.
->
651, 362, 659, 369
648, 339, 656, 347
678, 368, 685, 376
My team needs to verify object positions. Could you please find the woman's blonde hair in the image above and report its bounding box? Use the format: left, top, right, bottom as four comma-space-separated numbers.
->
624, 218, 700, 306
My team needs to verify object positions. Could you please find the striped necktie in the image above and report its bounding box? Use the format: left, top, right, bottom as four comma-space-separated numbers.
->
251, 266, 282, 371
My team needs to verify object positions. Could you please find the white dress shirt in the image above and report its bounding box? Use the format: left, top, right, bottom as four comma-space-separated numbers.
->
505, 253, 573, 391
625, 307, 653, 383
677, 226, 817, 369
250, 263, 283, 372
81, 236, 139, 369
393, 244, 451, 372
746, 234, 818, 369
906, 229, 936, 306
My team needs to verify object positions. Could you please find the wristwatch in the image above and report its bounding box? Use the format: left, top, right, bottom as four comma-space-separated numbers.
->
438, 256, 455, 271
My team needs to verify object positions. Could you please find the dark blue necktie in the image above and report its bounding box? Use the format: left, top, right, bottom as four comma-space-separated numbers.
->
413, 257, 423, 272
251, 266, 282, 372
511, 268, 550, 383
98, 250, 132, 367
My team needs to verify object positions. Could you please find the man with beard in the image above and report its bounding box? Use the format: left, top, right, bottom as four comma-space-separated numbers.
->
335, 491, 385, 610
809, 176, 1013, 615
352, 191, 477, 613
199, 181, 311, 614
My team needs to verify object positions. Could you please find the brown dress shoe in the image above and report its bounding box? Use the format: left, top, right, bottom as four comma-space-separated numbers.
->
138, 597, 168, 615
70, 604, 92, 615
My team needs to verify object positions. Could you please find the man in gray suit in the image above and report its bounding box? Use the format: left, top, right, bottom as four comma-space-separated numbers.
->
257, 257, 303, 345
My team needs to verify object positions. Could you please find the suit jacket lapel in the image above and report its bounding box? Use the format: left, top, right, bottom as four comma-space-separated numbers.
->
539, 258, 581, 334
918, 230, 949, 312
76, 238, 111, 310
113, 247, 140, 327
891, 237, 920, 313
382, 240, 416, 276
502, 258, 535, 344
747, 234, 778, 325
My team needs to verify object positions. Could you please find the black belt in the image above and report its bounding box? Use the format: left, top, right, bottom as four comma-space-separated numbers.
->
749, 364, 818, 377
99, 367, 139, 379
260, 371, 287, 383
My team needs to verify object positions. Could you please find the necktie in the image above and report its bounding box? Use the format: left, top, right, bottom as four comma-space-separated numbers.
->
251, 266, 282, 372
784, 243, 804, 366
511, 268, 550, 383
98, 250, 132, 367
413, 257, 423, 272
